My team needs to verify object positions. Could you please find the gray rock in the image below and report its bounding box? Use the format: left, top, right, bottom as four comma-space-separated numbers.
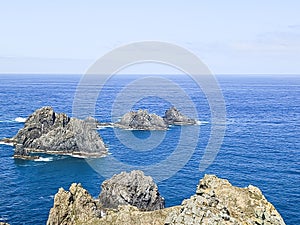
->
99, 170, 165, 211
9, 106, 107, 158
46, 173, 286, 225
165, 174, 286, 225
13, 144, 39, 160
163, 107, 196, 125
115, 109, 168, 130
47, 183, 103, 225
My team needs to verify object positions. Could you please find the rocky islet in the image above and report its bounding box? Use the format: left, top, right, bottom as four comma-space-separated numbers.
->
115, 107, 197, 130
2, 106, 108, 159
2, 106, 197, 159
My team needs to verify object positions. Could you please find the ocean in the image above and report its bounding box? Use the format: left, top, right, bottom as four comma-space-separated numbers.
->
0, 74, 299, 225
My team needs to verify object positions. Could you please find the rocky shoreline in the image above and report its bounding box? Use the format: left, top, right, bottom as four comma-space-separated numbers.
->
46, 171, 286, 225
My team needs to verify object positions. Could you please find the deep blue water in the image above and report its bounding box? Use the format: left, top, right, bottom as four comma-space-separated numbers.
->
0, 74, 299, 225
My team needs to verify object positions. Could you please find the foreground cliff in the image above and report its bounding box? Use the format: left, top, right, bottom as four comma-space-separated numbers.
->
3, 106, 108, 159
47, 172, 285, 225
165, 174, 285, 225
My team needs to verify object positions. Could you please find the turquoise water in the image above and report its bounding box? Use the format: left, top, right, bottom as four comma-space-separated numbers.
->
0, 74, 299, 224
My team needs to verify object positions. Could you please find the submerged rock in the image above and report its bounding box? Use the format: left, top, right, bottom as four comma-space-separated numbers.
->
163, 106, 196, 125
6, 106, 107, 159
115, 109, 168, 130
47, 173, 285, 225
99, 170, 165, 211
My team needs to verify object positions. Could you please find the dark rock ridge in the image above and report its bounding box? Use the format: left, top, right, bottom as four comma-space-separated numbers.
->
115, 107, 197, 130
115, 109, 168, 130
4, 106, 107, 159
46, 172, 285, 225
163, 106, 197, 125
99, 170, 165, 211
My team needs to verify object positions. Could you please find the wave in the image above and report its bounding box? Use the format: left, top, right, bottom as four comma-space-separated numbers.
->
34, 157, 53, 162
196, 120, 209, 125
97, 125, 114, 130
70, 154, 108, 159
0, 141, 14, 146
14, 117, 27, 123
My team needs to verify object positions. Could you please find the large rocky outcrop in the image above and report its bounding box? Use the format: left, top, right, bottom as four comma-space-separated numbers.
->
4, 106, 107, 159
46, 173, 285, 225
165, 174, 286, 225
163, 107, 196, 125
114, 107, 197, 130
115, 109, 168, 130
99, 170, 165, 211
47, 183, 103, 225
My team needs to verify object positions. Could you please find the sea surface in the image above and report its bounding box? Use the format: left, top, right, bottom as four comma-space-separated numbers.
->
0, 74, 299, 225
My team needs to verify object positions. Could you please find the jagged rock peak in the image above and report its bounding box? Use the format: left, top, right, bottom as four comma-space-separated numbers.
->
115, 109, 168, 130
99, 170, 165, 211
46, 173, 285, 225
47, 183, 103, 225
8, 106, 107, 159
165, 174, 286, 225
163, 106, 197, 125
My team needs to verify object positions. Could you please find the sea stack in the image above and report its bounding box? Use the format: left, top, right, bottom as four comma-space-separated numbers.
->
5, 106, 108, 159
163, 106, 197, 125
114, 109, 168, 130
114, 107, 197, 130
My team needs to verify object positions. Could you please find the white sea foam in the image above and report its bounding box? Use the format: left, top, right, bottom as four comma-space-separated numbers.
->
196, 120, 209, 125
34, 157, 53, 162
70, 154, 108, 159
14, 117, 27, 123
97, 125, 114, 130
70, 154, 88, 159
0, 141, 14, 146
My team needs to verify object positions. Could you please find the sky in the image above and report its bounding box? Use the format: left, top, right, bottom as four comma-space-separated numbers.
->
0, 0, 300, 74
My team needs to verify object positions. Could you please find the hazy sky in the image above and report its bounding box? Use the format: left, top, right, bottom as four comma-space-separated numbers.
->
0, 0, 300, 74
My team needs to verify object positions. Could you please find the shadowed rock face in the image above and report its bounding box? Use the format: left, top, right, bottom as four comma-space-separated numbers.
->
8, 106, 107, 159
115, 109, 168, 130
163, 106, 196, 125
99, 170, 165, 211
46, 173, 286, 225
